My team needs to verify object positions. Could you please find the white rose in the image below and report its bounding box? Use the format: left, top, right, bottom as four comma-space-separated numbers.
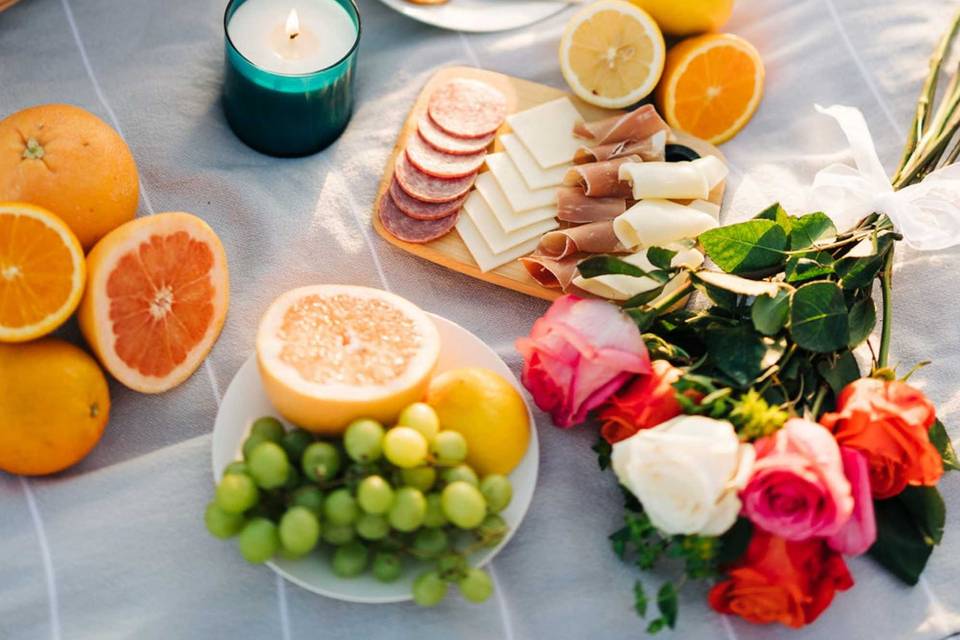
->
611, 415, 755, 536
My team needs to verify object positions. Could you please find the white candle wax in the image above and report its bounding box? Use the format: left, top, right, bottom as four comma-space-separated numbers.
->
228, 0, 357, 75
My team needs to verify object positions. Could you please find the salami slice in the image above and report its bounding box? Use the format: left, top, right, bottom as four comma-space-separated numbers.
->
379, 191, 459, 244
406, 133, 486, 179
394, 153, 476, 203
427, 79, 507, 139
418, 116, 495, 155
389, 178, 464, 221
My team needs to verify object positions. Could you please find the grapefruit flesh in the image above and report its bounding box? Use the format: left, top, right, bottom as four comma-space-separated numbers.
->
79, 212, 229, 393
257, 285, 440, 434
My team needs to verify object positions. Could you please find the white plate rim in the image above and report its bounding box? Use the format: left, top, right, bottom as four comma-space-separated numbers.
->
210, 313, 539, 603
374, 0, 568, 34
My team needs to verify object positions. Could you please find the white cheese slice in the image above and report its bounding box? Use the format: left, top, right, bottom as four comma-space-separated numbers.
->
692, 156, 729, 191
618, 161, 709, 200
689, 199, 721, 221
485, 153, 557, 213
456, 212, 542, 273
462, 191, 558, 255
506, 97, 583, 168
573, 247, 704, 300
500, 134, 571, 190
477, 162, 557, 227
613, 199, 720, 249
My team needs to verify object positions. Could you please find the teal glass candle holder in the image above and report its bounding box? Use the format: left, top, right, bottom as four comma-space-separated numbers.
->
223, 0, 360, 157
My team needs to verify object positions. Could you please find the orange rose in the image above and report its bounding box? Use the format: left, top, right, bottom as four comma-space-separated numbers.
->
598, 360, 686, 444
820, 378, 941, 499
709, 529, 853, 628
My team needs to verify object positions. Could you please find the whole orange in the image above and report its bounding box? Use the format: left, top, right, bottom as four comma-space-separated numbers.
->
0, 338, 111, 475
0, 104, 139, 249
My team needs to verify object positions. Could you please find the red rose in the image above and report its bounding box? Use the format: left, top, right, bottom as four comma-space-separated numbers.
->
598, 360, 686, 444
820, 378, 941, 499
709, 529, 853, 628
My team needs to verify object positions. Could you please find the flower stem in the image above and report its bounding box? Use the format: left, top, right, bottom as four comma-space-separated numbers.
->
877, 249, 895, 369
810, 385, 829, 419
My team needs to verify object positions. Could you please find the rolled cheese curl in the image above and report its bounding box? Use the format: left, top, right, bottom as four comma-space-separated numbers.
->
573, 246, 704, 301
613, 199, 720, 250
617, 156, 729, 200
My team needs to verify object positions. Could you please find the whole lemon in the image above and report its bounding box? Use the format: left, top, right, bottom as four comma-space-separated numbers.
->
628, 0, 734, 36
426, 368, 529, 476
0, 338, 110, 475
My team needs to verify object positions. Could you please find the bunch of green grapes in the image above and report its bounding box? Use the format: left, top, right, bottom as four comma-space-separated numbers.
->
204, 403, 513, 606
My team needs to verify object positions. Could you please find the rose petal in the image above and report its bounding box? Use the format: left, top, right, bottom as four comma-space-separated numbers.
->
828, 447, 877, 556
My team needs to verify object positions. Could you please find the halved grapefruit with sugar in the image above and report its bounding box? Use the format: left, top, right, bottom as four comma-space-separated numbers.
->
78, 212, 229, 393
256, 285, 440, 434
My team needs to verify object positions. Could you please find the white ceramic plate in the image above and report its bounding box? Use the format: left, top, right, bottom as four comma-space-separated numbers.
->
211, 314, 539, 603
375, 0, 568, 33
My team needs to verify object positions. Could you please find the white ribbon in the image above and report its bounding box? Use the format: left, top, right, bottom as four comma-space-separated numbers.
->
809, 104, 960, 251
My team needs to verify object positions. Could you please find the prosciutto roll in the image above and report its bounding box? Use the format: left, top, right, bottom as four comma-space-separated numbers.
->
573, 105, 670, 145
563, 156, 640, 198
520, 254, 582, 290
539, 221, 626, 259
574, 131, 667, 164
556, 187, 627, 224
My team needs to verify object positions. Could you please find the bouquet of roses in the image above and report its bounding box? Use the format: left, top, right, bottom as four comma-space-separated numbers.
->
515, 14, 960, 633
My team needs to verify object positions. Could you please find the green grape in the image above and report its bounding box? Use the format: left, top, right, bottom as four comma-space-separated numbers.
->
281, 429, 314, 463
250, 416, 286, 443
413, 528, 449, 558
436, 552, 467, 580
400, 466, 436, 492
215, 473, 259, 514
224, 461, 249, 476
441, 481, 486, 529
357, 476, 394, 514
322, 523, 355, 546
324, 488, 359, 526
238, 518, 279, 563
479, 475, 513, 513
423, 493, 448, 528
332, 541, 369, 577
458, 568, 493, 603
388, 487, 427, 532
355, 513, 390, 540
204, 501, 245, 539
372, 552, 403, 582
290, 485, 324, 517
397, 403, 440, 442
442, 464, 478, 487
279, 506, 321, 556
248, 441, 290, 490
382, 427, 428, 469
302, 442, 341, 482
476, 514, 508, 547
344, 419, 385, 463
242, 433, 269, 460
431, 431, 468, 464
412, 571, 447, 607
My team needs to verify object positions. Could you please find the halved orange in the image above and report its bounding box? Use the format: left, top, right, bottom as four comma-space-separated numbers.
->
656, 33, 765, 145
78, 212, 229, 393
0, 202, 85, 342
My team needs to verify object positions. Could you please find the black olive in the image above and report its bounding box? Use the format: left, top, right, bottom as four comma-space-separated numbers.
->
665, 144, 700, 162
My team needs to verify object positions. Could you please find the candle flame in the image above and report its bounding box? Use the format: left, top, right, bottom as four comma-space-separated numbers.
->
285, 9, 300, 40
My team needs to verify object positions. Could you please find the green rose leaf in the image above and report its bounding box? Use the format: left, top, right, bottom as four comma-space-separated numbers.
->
622, 285, 666, 309
634, 581, 648, 618
754, 202, 792, 233
836, 234, 894, 289
646, 246, 678, 271
816, 350, 861, 396
751, 290, 791, 335
789, 212, 837, 250
929, 419, 960, 472
657, 582, 678, 629
847, 297, 877, 348
785, 251, 835, 283
706, 324, 782, 387
716, 517, 753, 565
870, 486, 946, 585
789, 281, 850, 352
577, 256, 670, 283
699, 219, 788, 274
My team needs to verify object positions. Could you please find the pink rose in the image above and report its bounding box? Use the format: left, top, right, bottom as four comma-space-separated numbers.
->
516, 295, 650, 428
827, 447, 877, 556
742, 419, 854, 541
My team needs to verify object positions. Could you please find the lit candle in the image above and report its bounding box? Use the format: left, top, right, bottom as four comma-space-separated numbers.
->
222, 0, 361, 157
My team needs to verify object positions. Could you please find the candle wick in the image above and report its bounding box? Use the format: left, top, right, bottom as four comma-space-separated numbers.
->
289, 31, 298, 40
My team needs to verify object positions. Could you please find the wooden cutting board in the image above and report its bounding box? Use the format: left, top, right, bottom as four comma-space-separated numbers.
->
372, 66, 723, 302
0, 0, 22, 11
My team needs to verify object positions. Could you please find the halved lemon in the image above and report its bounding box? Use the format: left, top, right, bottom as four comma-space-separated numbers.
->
559, 0, 666, 109
656, 33, 765, 145
256, 285, 441, 434
0, 202, 85, 343
79, 212, 230, 393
